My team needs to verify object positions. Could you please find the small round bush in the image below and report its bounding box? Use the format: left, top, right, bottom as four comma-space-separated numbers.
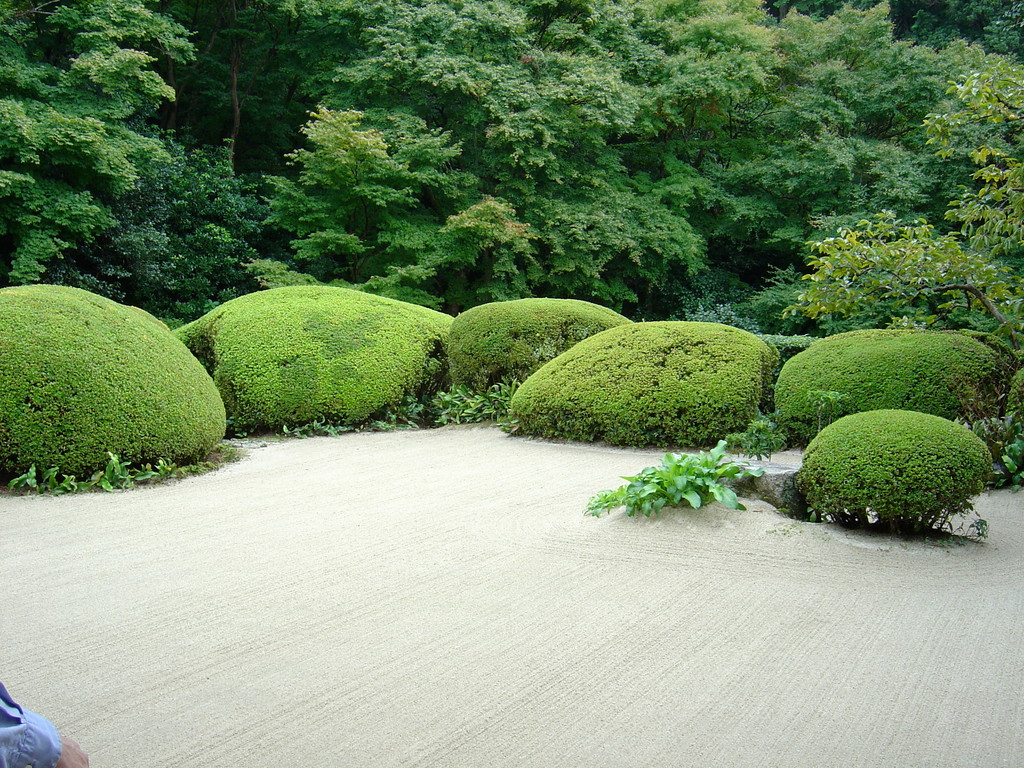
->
0, 285, 226, 477
509, 321, 778, 447
775, 329, 1002, 445
448, 298, 631, 390
798, 410, 990, 535
176, 286, 453, 431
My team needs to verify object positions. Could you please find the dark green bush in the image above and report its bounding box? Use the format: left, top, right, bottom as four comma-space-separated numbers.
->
798, 410, 990, 535
1008, 368, 1024, 415
448, 298, 630, 389
775, 329, 1003, 445
509, 321, 778, 448
176, 286, 453, 431
758, 334, 816, 366
0, 285, 226, 476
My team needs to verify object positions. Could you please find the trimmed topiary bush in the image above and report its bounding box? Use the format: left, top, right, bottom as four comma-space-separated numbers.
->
448, 298, 631, 389
1008, 367, 1024, 415
775, 329, 1003, 445
0, 285, 226, 477
798, 410, 990, 535
176, 286, 453, 431
509, 321, 778, 447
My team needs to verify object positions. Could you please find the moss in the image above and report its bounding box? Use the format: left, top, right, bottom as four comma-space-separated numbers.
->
176, 286, 453, 431
509, 321, 778, 448
0, 285, 226, 477
448, 298, 631, 389
798, 410, 990, 535
774, 329, 1002, 445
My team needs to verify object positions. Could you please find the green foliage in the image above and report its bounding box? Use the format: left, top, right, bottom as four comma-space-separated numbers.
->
685, 4, 980, 289
792, 62, 1024, 344
964, 413, 1024, 489
8, 451, 229, 494
510, 321, 779, 448
266, 107, 468, 288
0, 284, 226, 477
448, 298, 631, 390
758, 334, 816, 366
155, 0, 315, 173
0, 0, 192, 285
798, 410, 991, 535
48, 141, 269, 324
926, 60, 1024, 260
286, 0, 708, 313
176, 285, 453, 432
725, 413, 788, 461
1009, 368, 1024, 415
775, 329, 1004, 444
431, 382, 519, 426
585, 441, 765, 517
790, 213, 1024, 342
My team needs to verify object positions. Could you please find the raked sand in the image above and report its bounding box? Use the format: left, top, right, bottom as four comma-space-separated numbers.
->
1, 426, 1022, 767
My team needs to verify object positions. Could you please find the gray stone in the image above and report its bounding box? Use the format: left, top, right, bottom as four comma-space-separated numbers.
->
729, 464, 807, 519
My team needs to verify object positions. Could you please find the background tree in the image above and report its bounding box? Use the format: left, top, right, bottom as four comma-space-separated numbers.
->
0, 0, 192, 285
789, 63, 1024, 345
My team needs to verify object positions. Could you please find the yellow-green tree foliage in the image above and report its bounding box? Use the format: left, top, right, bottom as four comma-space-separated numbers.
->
448, 298, 631, 390
0, 285, 225, 476
509, 322, 778, 447
177, 286, 453, 430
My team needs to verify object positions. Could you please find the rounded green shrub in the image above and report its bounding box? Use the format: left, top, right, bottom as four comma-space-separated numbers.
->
775, 329, 1002, 445
0, 285, 226, 477
509, 321, 778, 447
798, 410, 990, 535
176, 286, 453, 431
1008, 367, 1024, 415
448, 298, 631, 389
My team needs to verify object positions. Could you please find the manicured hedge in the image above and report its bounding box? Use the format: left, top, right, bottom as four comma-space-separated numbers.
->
775, 329, 1002, 445
448, 298, 630, 389
176, 286, 453, 430
509, 321, 778, 447
1008, 367, 1024, 415
798, 410, 990, 534
0, 285, 226, 476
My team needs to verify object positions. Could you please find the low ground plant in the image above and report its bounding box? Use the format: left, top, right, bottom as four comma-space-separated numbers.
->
431, 382, 518, 425
7, 447, 239, 495
586, 441, 765, 517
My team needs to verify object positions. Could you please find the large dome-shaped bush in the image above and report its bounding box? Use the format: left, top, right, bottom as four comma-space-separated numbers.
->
176, 286, 453, 430
509, 321, 778, 447
448, 298, 631, 389
0, 285, 226, 476
798, 410, 990, 535
775, 329, 1002, 445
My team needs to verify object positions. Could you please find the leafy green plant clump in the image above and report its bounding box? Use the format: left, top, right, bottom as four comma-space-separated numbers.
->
176, 286, 453, 432
448, 298, 631, 390
510, 322, 778, 448
0, 285, 226, 478
775, 329, 1003, 445
965, 413, 1024, 490
432, 382, 519, 426
798, 410, 991, 536
586, 441, 765, 517
725, 412, 788, 460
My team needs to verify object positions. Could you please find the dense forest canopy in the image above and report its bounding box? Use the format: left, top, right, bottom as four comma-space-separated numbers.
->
0, 0, 1020, 327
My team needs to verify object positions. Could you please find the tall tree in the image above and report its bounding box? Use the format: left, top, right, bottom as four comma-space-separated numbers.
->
0, 0, 191, 284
